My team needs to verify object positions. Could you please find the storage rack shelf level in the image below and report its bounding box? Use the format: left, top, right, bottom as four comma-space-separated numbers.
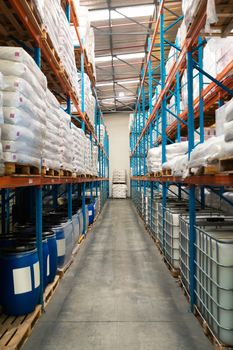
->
0, 0, 109, 319
130, 0, 233, 348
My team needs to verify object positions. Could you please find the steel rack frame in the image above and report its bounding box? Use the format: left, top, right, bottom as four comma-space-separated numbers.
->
0, 0, 109, 307
130, 1, 233, 346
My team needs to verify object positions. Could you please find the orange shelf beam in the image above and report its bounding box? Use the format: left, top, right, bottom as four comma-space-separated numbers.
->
0, 176, 109, 189
131, 174, 233, 186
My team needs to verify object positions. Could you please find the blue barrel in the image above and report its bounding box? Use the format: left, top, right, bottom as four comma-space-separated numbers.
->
72, 213, 80, 243
0, 245, 40, 316
85, 205, 89, 232
51, 226, 66, 268
61, 220, 74, 264
16, 236, 49, 290
43, 231, 57, 284
88, 204, 95, 225
77, 209, 83, 236
0, 235, 18, 248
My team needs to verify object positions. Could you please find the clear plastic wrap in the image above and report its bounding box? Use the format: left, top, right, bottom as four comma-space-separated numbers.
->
224, 121, 233, 142
225, 98, 233, 123
0, 47, 47, 90
188, 136, 225, 170
2, 76, 46, 110
205, 0, 218, 32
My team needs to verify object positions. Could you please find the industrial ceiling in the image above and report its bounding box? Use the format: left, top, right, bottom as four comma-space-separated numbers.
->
80, 0, 182, 113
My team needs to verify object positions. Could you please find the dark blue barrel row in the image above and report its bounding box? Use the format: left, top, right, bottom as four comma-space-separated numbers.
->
0, 199, 97, 316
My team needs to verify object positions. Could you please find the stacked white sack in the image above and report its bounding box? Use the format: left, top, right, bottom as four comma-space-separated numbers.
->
0, 73, 4, 174
112, 169, 127, 183
182, 0, 218, 32
73, 5, 96, 76
0, 47, 47, 170
34, 0, 79, 99
71, 125, 85, 175
77, 72, 95, 127
97, 124, 105, 145
112, 184, 127, 199
92, 145, 98, 177
84, 136, 92, 175
147, 142, 188, 176
59, 108, 73, 173
42, 90, 60, 171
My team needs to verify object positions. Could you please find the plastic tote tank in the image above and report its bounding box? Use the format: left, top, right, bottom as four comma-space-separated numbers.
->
0, 245, 40, 315
195, 227, 233, 346
179, 215, 233, 293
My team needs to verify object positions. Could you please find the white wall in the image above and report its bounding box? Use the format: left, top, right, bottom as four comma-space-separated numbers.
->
104, 113, 130, 196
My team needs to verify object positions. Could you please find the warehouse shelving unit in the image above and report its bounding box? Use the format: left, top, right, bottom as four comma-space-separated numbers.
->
130, 0, 233, 347
0, 0, 109, 308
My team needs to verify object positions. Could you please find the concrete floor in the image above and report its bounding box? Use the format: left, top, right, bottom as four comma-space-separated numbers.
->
24, 199, 212, 350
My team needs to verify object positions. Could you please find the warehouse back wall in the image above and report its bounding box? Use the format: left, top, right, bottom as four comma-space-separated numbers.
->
104, 113, 130, 196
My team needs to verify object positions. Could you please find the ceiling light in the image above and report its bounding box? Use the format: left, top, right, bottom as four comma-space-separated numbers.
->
95, 56, 113, 62
89, 5, 155, 22
117, 52, 144, 60
117, 79, 140, 85
117, 96, 136, 100
95, 52, 144, 63
96, 82, 113, 87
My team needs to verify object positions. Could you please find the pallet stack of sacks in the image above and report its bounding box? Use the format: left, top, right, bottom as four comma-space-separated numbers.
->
77, 72, 95, 128
84, 136, 92, 175
0, 73, 4, 174
42, 90, 61, 172
147, 141, 188, 177
73, 4, 96, 78
112, 169, 127, 199
72, 125, 86, 175
33, 0, 80, 99
0, 47, 47, 173
58, 108, 73, 173
97, 124, 106, 146
92, 145, 98, 177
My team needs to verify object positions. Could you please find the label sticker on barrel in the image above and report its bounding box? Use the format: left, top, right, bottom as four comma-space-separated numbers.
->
13, 267, 32, 294
33, 262, 40, 288
88, 211, 92, 216
57, 239, 66, 257
47, 255, 50, 276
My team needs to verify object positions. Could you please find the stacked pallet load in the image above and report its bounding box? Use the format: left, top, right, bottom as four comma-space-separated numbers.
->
0, 47, 47, 175
112, 169, 127, 199
77, 72, 95, 128
33, 0, 80, 99
0, 73, 5, 174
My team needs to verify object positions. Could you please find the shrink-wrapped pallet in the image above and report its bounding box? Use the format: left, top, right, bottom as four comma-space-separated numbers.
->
112, 184, 127, 199
59, 108, 73, 173
0, 48, 47, 171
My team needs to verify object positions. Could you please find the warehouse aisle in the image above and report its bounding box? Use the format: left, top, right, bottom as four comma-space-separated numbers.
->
24, 199, 212, 350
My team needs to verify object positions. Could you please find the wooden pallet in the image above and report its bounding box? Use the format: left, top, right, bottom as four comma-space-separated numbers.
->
162, 168, 172, 176
4, 163, 41, 176
57, 257, 74, 278
44, 275, 60, 307
60, 169, 72, 177
41, 167, 60, 177
193, 306, 233, 350
219, 156, 233, 173
0, 305, 42, 350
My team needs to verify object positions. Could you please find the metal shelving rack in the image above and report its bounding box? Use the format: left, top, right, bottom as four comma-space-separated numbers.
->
130, 0, 233, 328
0, 0, 109, 305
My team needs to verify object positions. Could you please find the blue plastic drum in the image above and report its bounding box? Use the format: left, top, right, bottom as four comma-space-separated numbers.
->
77, 209, 83, 236
43, 231, 57, 284
88, 203, 95, 225
0, 245, 40, 316
16, 236, 49, 290
52, 226, 66, 268
72, 213, 80, 243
